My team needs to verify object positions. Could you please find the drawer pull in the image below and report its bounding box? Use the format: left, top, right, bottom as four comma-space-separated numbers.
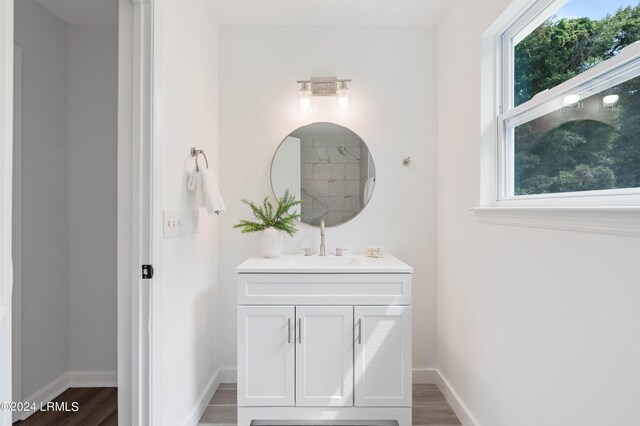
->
287, 318, 291, 344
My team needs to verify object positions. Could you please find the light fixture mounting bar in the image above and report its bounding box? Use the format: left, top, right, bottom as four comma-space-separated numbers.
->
297, 77, 352, 96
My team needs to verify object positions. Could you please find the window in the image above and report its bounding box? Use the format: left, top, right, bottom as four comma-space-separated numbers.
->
498, 0, 640, 202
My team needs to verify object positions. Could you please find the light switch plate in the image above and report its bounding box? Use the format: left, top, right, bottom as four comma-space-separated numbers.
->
163, 210, 182, 238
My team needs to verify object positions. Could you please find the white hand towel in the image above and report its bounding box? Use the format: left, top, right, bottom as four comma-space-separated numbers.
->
363, 176, 375, 204
187, 167, 226, 215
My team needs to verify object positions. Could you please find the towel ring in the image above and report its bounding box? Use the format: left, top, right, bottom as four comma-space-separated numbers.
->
190, 147, 209, 171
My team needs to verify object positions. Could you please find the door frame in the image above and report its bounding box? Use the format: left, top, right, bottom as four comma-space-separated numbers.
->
0, 0, 14, 424
120, 0, 163, 424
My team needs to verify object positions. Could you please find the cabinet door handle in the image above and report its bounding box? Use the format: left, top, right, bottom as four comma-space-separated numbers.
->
298, 318, 302, 344
287, 318, 291, 344
357, 319, 362, 345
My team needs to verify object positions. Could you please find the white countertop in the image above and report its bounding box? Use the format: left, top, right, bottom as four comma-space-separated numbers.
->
236, 254, 413, 274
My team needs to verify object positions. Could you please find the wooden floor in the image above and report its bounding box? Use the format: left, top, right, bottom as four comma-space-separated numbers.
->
14, 387, 117, 426
198, 384, 461, 426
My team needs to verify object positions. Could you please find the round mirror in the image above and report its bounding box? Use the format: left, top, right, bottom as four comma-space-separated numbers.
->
271, 122, 376, 227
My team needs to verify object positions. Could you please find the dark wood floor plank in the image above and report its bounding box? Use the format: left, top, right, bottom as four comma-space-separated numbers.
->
15, 388, 86, 426
15, 387, 117, 426
99, 409, 119, 426
64, 388, 117, 426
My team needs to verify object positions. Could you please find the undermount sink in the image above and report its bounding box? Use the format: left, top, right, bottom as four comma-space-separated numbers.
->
236, 254, 413, 273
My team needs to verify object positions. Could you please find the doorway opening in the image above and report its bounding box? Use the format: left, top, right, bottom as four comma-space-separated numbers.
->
12, 0, 119, 423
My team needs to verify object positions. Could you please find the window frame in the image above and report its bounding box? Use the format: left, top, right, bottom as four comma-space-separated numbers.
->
495, 0, 640, 207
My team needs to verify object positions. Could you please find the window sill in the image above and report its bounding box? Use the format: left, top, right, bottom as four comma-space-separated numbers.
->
472, 206, 640, 237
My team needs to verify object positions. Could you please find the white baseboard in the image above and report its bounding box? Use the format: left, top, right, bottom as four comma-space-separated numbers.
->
19, 373, 69, 421
19, 370, 118, 421
68, 370, 117, 387
431, 368, 479, 426
412, 367, 439, 384
181, 369, 223, 426
412, 368, 479, 426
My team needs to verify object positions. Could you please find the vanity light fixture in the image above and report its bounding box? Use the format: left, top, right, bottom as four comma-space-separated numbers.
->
336, 81, 351, 113
296, 77, 352, 114
298, 82, 313, 114
603, 94, 619, 105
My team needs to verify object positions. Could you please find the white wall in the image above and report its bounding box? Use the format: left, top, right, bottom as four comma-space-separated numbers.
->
67, 24, 118, 374
158, 0, 221, 424
219, 26, 438, 372
437, 1, 640, 425
14, 0, 69, 399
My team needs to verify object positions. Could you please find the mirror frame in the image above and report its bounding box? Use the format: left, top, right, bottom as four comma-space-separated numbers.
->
270, 122, 375, 228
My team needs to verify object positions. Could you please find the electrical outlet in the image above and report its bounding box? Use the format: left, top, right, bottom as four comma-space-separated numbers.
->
193, 210, 200, 234
163, 210, 182, 238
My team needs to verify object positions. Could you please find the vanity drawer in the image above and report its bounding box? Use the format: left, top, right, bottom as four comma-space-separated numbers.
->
237, 273, 411, 305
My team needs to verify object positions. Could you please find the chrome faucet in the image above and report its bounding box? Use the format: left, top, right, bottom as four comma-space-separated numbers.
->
319, 220, 326, 256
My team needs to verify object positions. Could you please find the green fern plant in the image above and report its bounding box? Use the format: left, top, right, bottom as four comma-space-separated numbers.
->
233, 189, 303, 237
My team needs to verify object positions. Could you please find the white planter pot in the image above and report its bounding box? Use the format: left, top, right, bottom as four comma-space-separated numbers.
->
261, 227, 284, 258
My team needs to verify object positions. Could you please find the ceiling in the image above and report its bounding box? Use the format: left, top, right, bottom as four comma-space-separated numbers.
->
35, 0, 118, 25
33, 0, 450, 27
211, 0, 451, 26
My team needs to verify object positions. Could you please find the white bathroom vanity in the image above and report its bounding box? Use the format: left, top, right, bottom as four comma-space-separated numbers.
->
236, 254, 413, 426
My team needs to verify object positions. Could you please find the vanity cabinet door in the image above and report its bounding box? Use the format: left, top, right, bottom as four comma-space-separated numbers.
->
354, 306, 412, 407
295, 306, 354, 407
237, 306, 295, 406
